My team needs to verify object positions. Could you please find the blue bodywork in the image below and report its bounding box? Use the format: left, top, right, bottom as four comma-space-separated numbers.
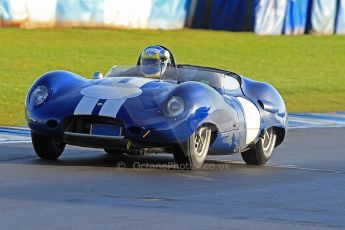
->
25, 65, 287, 155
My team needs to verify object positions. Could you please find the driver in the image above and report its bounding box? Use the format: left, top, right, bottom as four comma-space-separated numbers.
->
139, 46, 171, 78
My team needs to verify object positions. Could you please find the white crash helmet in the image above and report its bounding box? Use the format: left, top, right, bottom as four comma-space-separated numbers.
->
139, 45, 171, 78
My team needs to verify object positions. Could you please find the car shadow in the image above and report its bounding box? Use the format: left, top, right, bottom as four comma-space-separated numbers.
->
25, 153, 247, 171
1, 144, 249, 171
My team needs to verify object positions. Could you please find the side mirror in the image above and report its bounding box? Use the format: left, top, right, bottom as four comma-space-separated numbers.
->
92, 72, 103, 80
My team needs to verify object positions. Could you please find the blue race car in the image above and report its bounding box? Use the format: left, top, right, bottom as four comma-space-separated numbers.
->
25, 45, 287, 169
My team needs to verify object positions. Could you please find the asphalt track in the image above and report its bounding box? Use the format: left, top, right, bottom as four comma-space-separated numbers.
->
0, 127, 344, 230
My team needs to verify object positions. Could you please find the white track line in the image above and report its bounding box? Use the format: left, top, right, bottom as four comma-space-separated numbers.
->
0, 140, 32, 144
1, 113, 345, 143
211, 159, 345, 174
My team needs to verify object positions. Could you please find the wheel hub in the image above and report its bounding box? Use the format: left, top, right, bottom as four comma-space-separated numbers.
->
262, 129, 273, 152
194, 127, 209, 157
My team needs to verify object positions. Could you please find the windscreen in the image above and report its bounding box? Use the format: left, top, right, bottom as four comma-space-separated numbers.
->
105, 65, 179, 82
105, 65, 241, 93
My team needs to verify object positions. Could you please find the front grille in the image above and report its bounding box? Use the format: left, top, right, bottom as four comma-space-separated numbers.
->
63, 115, 124, 135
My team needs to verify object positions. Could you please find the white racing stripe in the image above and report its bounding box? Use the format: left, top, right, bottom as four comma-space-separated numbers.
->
73, 78, 154, 118
127, 78, 155, 88
237, 97, 261, 144
74, 96, 99, 115
99, 99, 126, 118
81, 84, 142, 100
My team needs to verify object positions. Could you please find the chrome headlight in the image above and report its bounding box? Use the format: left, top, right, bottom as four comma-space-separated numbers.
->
165, 96, 185, 117
30, 85, 49, 106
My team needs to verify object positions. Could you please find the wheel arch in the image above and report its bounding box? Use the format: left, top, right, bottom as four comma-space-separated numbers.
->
241, 77, 286, 116
200, 122, 218, 145
272, 126, 286, 147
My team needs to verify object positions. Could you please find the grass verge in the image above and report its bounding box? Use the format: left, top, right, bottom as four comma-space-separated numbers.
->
0, 28, 344, 125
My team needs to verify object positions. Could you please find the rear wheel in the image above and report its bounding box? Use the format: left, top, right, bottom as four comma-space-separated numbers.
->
31, 132, 65, 160
173, 126, 211, 170
241, 128, 276, 165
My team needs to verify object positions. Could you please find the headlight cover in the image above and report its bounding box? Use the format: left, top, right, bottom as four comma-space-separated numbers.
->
30, 85, 49, 106
165, 96, 185, 117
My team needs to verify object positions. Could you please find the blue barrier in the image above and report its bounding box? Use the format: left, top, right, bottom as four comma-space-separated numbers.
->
0, 0, 344, 34
211, 0, 249, 31
55, 0, 104, 25
191, 0, 209, 29
284, 0, 309, 35
149, 0, 191, 29
253, 0, 288, 35
192, 0, 249, 31
336, 0, 345, 34
0, 0, 191, 29
310, 0, 337, 34
0, 0, 10, 21
0, 0, 10, 20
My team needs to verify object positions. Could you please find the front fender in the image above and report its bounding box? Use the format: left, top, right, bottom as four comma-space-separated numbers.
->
26, 71, 90, 136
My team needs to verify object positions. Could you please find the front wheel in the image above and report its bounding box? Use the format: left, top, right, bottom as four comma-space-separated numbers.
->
173, 126, 212, 170
241, 128, 276, 165
31, 132, 65, 160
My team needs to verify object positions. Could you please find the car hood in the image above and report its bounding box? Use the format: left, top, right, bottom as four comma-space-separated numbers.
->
73, 77, 176, 125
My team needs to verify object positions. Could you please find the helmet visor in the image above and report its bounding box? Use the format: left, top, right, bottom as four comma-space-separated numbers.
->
141, 58, 161, 66
140, 58, 162, 76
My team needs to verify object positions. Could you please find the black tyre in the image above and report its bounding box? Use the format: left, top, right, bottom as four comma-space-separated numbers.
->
241, 128, 277, 165
104, 148, 125, 155
31, 132, 65, 160
173, 126, 211, 170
